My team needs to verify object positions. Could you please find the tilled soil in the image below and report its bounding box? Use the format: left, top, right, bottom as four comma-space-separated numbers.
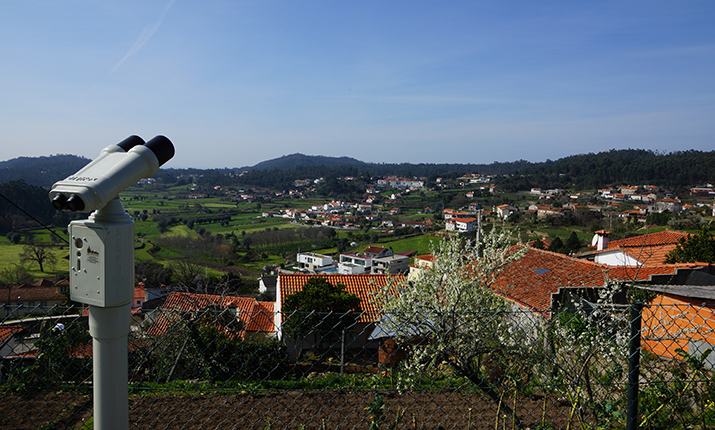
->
1, 390, 574, 429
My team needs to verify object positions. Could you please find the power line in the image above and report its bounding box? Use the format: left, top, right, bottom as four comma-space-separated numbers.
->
0, 191, 69, 244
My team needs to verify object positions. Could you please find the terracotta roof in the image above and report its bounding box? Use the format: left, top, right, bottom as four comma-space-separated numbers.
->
363, 245, 388, 255
0, 326, 27, 344
605, 230, 691, 264
1, 285, 66, 303
147, 292, 275, 337
608, 230, 689, 248
278, 274, 405, 324
492, 247, 686, 312
414, 255, 436, 262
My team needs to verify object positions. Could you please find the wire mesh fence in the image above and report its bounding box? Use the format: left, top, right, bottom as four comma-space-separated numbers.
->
0, 301, 714, 429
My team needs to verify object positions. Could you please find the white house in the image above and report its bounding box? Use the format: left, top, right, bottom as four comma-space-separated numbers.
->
494, 204, 518, 219
655, 198, 681, 213
296, 252, 335, 273
338, 253, 373, 274
445, 217, 478, 233
371, 255, 410, 274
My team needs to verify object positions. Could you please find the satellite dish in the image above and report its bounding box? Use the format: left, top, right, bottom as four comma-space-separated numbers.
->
350, 242, 358, 247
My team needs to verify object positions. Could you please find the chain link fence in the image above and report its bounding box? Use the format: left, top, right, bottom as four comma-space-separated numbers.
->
0, 300, 714, 429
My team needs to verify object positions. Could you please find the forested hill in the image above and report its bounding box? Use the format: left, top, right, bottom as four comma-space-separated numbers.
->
497, 149, 715, 191
0, 154, 90, 188
196, 156, 534, 190
2, 149, 715, 191
250, 153, 364, 170
240, 153, 532, 176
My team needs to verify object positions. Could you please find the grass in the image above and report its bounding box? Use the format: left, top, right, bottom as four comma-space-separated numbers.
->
380, 234, 439, 255
0, 241, 69, 279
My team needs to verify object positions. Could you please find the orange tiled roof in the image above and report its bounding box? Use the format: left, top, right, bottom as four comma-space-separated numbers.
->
607, 230, 690, 248
605, 230, 691, 264
278, 274, 405, 324
1, 285, 66, 303
363, 245, 388, 255
492, 247, 686, 312
0, 326, 26, 343
414, 255, 436, 262
148, 292, 275, 337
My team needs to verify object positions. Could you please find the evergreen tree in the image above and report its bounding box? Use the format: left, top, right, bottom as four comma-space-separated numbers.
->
548, 237, 566, 254
566, 231, 581, 253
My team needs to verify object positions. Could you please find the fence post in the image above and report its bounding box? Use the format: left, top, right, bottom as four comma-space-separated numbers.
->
626, 301, 644, 430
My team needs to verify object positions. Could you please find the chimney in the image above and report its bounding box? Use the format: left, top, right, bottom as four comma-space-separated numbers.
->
592, 230, 611, 251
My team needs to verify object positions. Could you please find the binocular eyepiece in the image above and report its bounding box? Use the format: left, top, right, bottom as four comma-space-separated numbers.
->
50, 135, 175, 213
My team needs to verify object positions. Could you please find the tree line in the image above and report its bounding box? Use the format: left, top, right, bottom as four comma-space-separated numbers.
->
497, 149, 715, 191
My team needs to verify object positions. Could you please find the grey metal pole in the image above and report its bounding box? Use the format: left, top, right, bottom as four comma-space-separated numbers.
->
626, 301, 644, 430
89, 303, 130, 430
82, 199, 134, 430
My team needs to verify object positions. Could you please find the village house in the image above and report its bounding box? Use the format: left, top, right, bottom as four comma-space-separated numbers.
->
371, 254, 410, 274
442, 209, 469, 220
445, 216, 478, 233
529, 204, 565, 219
468, 202, 482, 213
296, 252, 336, 273
356, 203, 373, 214
362, 246, 393, 259
491, 247, 709, 314
338, 253, 373, 274
147, 292, 275, 342
620, 185, 639, 195
690, 187, 715, 196
654, 198, 682, 213
401, 220, 430, 230
0, 278, 68, 319
494, 204, 518, 219
275, 273, 405, 360
377, 176, 425, 189
578, 230, 693, 266
408, 254, 436, 281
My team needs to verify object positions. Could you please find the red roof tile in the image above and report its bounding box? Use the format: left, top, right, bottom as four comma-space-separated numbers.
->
605, 230, 692, 264
493, 247, 685, 312
278, 274, 405, 324
363, 245, 388, 255
1, 285, 66, 303
0, 326, 27, 343
148, 292, 275, 337
608, 230, 690, 248
414, 255, 436, 262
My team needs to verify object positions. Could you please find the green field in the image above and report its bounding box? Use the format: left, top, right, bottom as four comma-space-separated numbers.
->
0, 240, 69, 279
8, 180, 676, 284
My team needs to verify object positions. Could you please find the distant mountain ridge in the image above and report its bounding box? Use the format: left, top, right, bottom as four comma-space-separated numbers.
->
3, 149, 715, 189
249, 153, 365, 171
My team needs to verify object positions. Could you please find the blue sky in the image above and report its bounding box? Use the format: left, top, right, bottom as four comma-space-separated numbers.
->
1, 1, 714, 169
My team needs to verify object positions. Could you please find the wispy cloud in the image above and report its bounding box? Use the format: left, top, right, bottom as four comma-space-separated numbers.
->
109, 0, 176, 75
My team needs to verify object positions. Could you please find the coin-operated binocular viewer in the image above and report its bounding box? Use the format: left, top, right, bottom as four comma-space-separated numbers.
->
50, 135, 174, 430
